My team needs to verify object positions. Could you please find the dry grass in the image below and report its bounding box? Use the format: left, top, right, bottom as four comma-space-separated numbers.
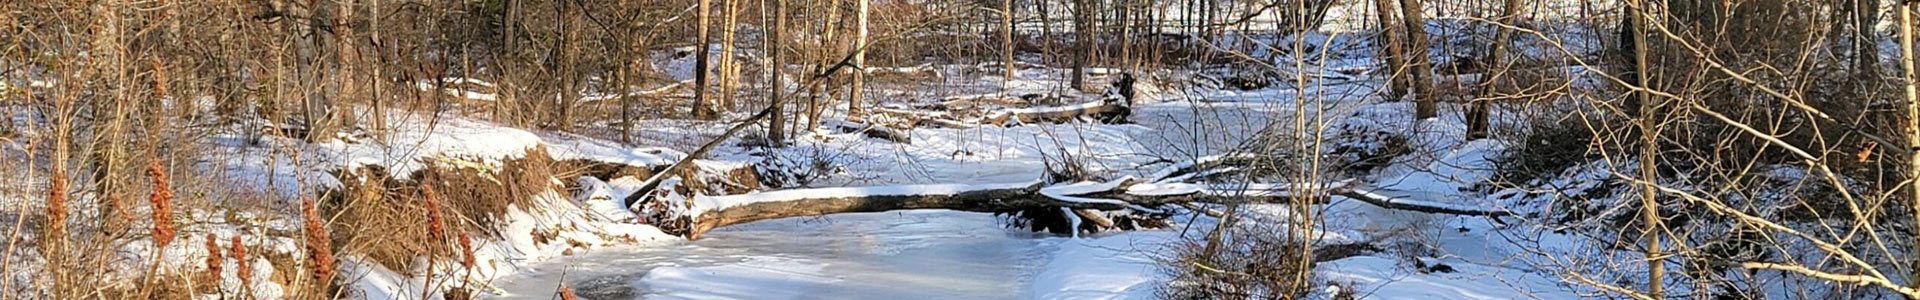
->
1159, 225, 1317, 300
100, 273, 196, 300
321, 166, 434, 274
310, 146, 582, 297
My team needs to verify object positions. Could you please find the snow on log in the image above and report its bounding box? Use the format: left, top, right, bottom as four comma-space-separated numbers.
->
580, 80, 693, 102
940, 93, 1033, 108
872, 108, 975, 129
867, 63, 943, 79
874, 98, 1130, 128
638, 158, 1514, 239
1333, 183, 1515, 217
829, 118, 912, 143
677, 182, 1051, 239
982, 101, 1132, 125
650, 178, 1205, 238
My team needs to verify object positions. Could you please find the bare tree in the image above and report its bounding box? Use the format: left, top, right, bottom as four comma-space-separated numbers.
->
768, 0, 789, 145
1467, 0, 1525, 139
1071, 0, 1093, 90
1002, 0, 1016, 86
1625, 0, 1664, 296
695, 0, 716, 119
1397, 0, 1436, 119
1900, 0, 1920, 292
849, 0, 868, 117
1373, 0, 1410, 100
720, 0, 743, 111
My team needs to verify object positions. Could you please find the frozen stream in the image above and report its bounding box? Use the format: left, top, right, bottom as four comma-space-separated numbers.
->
486, 210, 1169, 299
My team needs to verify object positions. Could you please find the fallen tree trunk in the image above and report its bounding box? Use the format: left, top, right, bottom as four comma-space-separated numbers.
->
872, 107, 975, 129
878, 99, 1131, 128
666, 181, 1209, 238
682, 183, 1049, 239
830, 117, 912, 143
645, 173, 1514, 238
1335, 183, 1515, 217
983, 101, 1131, 125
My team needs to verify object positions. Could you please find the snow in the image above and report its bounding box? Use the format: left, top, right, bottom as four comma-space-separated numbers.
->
576, 176, 641, 222
1347, 187, 1505, 215
0, 2, 1701, 298
1000, 101, 1112, 115
334, 182, 679, 299
168, 110, 696, 299
486, 211, 1068, 299
1123, 182, 1205, 196
324, 116, 544, 178
538, 131, 682, 167
1027, 232, 1175, 299
416, 81, 499, 102
484, 54, 1580, 300
1316, 256, 1581, 300
1039, 179, 1145, 210
691, 181, 1039, 213
344, 258, 436, 300
639, 256, 843, 300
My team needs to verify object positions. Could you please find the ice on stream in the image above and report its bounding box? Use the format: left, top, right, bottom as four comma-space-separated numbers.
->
485, 210, 1172, 299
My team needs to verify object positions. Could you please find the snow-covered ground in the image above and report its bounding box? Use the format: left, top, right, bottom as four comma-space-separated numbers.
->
3, 2, 1685, 298
482, 60, 1601, 299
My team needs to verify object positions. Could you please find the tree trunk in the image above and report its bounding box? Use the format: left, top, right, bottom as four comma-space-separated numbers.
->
720, 0, 742, 111
1115, 0, 1130, 72
555, 4, 582, 130
86, 0, 129, 220
1397, 0, 1436, 119
619, 66, 634, 145
695, 0, 715, 120
1071, 0, 1092, 91
1201, 0, 1215, 39
1200, 198, 1241, 263
1039, 0, 1054, 66
1856, 0, 1881, 76
1003, 0, 1017, 85
1898, 1, 1920, 292
805, 0, 844, 131
649, 176, 1511, 239
849, 0, 868, 117
1628, 0, 1664, 297
1373, 0, 1410, 100
1467, 0, 1524, 139
982, 102, 1132, 125
769, 0, 789, 145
